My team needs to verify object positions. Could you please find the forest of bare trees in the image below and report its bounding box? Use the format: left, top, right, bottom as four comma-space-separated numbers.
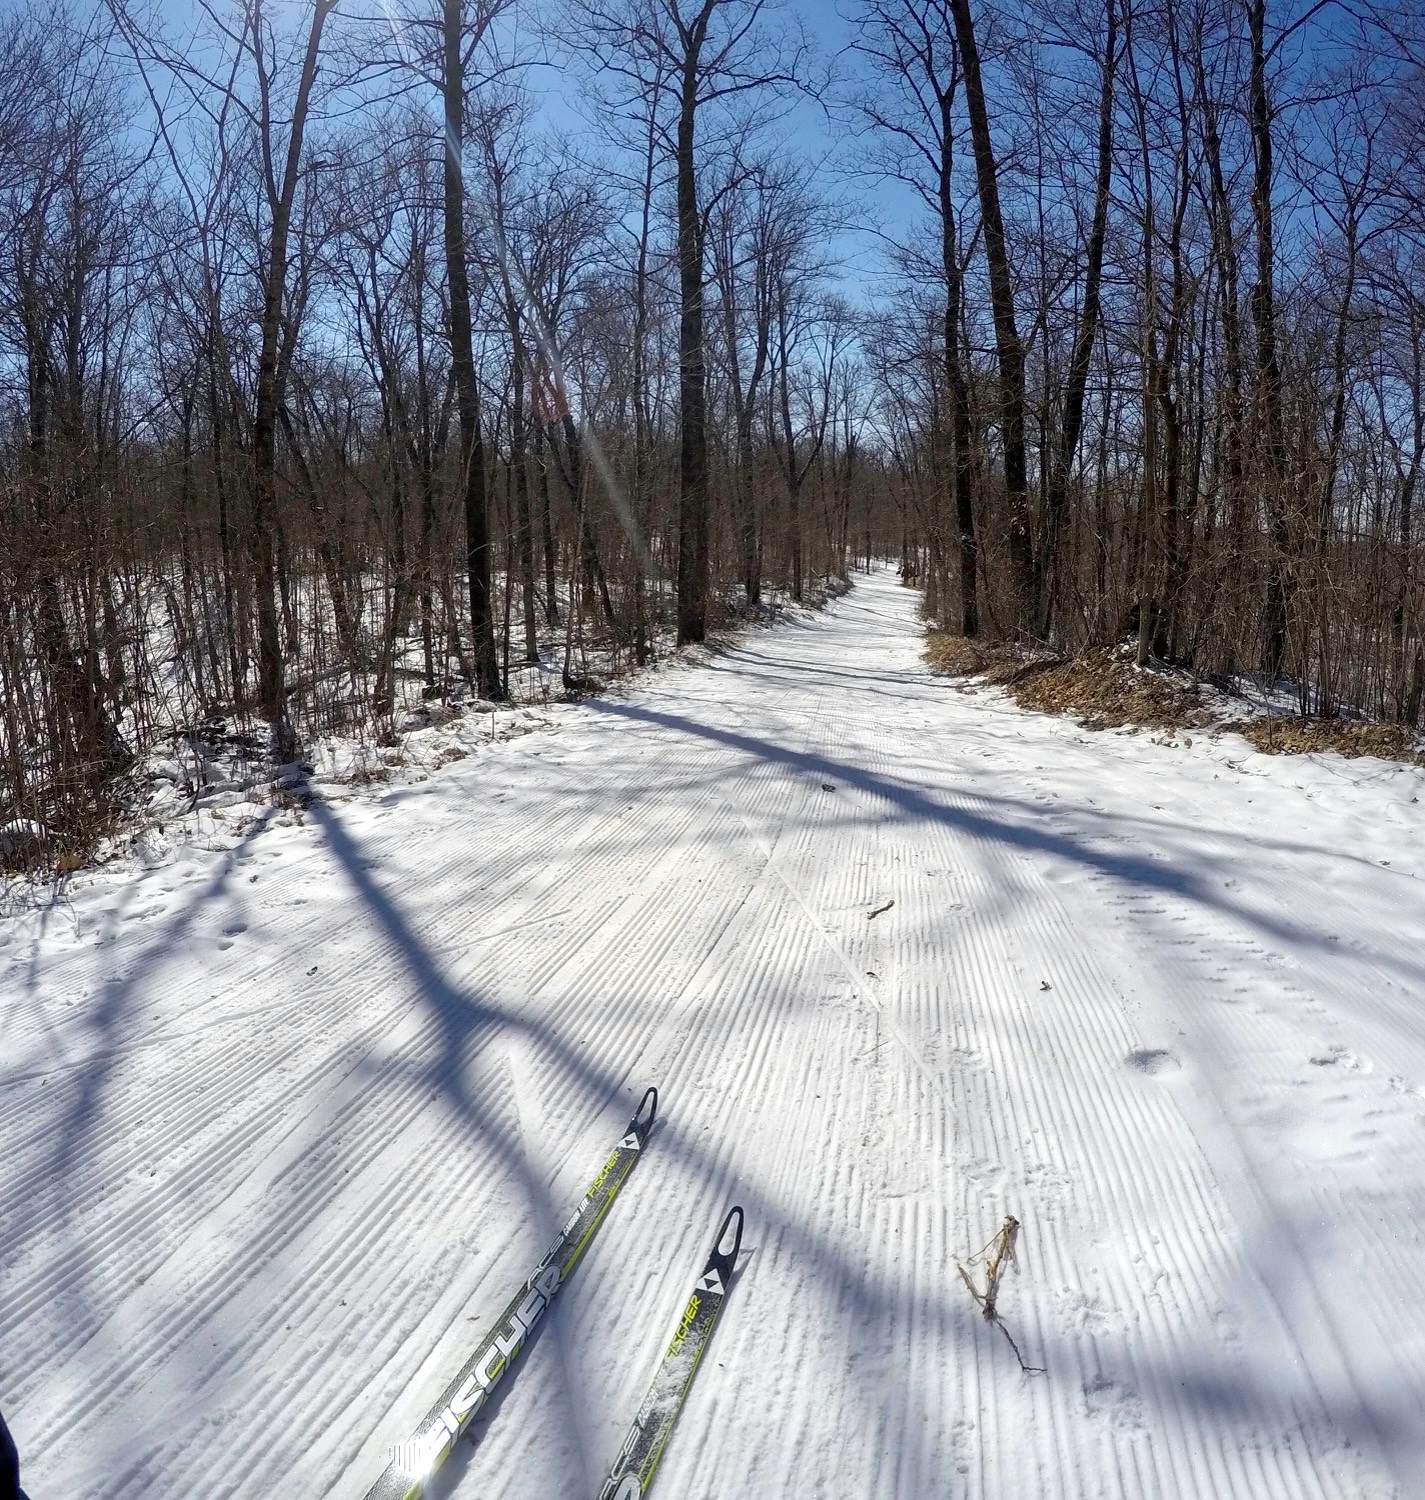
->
860, 0, 1425, 717
2, 0, 1424, 864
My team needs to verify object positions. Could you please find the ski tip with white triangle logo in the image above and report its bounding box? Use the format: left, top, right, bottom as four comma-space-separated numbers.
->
620, 1086, 658, 1152
702, 1204, 744, 1293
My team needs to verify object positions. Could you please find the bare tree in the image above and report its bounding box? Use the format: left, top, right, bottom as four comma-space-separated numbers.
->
566, 0, 813, 642
945, 0, 1036, 627
851, 0, 983, 635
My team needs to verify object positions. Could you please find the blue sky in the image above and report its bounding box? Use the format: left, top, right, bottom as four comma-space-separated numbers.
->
147, 0, 891, 294
144, 0, 1367, 311
521, 0, 903, 298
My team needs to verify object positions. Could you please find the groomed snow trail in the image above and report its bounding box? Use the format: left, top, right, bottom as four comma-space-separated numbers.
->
4, 568, 1425, 1499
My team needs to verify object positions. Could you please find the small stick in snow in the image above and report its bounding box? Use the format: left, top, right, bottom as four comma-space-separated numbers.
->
958, 1215, 1018, 1320
867, 899, 895, 920
956, 1215, 1045, 1375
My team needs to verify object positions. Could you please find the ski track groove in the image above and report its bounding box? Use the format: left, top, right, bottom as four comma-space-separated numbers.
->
925, 813, 1358, 1495
6, 570, 1420, 1499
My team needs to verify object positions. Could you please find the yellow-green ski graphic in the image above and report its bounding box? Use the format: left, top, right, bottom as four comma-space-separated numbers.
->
364, 1087, 658, 1500
596, 1205, 744, 1500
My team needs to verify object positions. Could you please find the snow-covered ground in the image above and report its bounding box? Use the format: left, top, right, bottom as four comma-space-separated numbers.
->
3, 567, 1424, 1499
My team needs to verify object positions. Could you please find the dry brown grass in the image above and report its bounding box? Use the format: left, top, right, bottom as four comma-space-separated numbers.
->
1231, 716, 1424, 762
348, 763, 395, 786
924, 632, 993, 676
926, 634, 1205, 731
1008, 650, 1208, 731
926, 627, 1425, 764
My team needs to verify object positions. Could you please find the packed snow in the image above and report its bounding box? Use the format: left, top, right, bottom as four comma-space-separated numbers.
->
3, 567, 1423, 1498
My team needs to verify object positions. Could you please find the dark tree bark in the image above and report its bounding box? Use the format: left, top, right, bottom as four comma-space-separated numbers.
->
947, 0, 1036, 629
250, 0, 335, 760
442, 0, 503, 699
936, 80, 979, 638
1036, 0, 1118, 639
1247, 0, 1292, 679
674, 4, 717, 644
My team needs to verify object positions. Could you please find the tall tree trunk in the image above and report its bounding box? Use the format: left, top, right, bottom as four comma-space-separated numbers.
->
675, 51, 711, 644
935, 83, 980, 638
1037, 0, 1117, 638
630, 87, 660, 656
442, 0, 503, 699
1247, 0, 1291, 679
511, 351, 539, 662
1196, 55, 1249, 670
948, 0, 1036, 630
250, 0, 333, 760
536, 423, 560, 626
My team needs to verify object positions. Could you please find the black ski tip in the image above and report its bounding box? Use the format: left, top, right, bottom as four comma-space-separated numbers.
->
715, 1205, 744, 1267
634, 1085, 658, 1132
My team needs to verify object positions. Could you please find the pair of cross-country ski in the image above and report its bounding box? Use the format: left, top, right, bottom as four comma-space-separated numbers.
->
363, 1088, 744, 1500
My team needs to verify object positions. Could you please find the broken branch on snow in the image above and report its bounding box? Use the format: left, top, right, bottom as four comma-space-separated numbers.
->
956, 1214, 1045, 1375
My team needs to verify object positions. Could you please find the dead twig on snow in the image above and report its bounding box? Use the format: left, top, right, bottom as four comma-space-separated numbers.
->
956, 1214, 1045, 1375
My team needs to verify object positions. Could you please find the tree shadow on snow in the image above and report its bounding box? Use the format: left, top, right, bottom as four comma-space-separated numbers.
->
305, 792, 1414, 1497
582, 699, 1425, 996
2, 807, 282, 1397
10, 708, 1416, 1496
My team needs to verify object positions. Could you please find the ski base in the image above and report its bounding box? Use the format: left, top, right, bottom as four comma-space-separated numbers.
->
596, 1204, 744, 1500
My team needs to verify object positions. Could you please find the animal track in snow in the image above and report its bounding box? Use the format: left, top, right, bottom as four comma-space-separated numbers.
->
1055, 1287, 1116, 1334
1308, 1043, 1366, 1071
217, 921, 249, 951
1125, 1048, 1181, 1077
1082, 1373, 1145, 1431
